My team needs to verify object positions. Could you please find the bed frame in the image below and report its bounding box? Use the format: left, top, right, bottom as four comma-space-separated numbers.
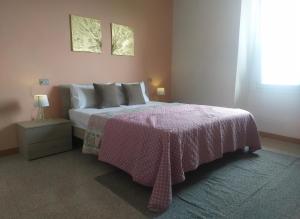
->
59, 82, 151, 141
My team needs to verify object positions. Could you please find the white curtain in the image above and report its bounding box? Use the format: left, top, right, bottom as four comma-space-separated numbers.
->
234, 0, 262, 108
235, 0, 300, 138
260, 0, 300, 85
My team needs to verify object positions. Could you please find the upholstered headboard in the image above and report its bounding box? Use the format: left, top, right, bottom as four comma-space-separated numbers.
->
59, 85, 72, 119
59, 82, 151, 119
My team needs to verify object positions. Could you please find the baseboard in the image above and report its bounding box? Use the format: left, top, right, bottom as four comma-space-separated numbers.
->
0, 147, 19, 157
260, 132, 300, 145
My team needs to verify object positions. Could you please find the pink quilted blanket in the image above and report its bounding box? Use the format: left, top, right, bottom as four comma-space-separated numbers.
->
98, 104, 261, 212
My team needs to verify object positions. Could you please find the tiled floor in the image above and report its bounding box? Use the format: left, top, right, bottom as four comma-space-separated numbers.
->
0, 149, 145, 219
0, 137, 299, 218
261, 137, 300, 157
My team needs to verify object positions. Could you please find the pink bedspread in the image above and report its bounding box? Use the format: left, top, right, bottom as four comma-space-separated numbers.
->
98, 104, 261, 212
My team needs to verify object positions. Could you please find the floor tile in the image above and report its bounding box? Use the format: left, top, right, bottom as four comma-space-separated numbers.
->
0, 138, 299, 219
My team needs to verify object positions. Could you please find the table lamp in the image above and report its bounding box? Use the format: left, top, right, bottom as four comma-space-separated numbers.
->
34, 95, 49, 120
157, 87, 165, 96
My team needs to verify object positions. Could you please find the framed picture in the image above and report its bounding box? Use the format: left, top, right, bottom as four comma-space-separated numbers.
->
70, 15, 102, 53
111, 23, 134, 56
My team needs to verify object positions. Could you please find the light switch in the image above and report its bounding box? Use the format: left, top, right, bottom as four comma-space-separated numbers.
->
39, 79, 49, 86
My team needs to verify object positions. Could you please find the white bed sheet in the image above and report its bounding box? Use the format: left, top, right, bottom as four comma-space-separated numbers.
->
69, 101, 165, 129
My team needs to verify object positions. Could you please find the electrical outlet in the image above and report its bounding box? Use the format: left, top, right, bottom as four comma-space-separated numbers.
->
39, 79, 49, 86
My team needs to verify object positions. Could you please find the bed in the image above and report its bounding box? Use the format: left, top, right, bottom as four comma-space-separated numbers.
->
60, 85, 261, 212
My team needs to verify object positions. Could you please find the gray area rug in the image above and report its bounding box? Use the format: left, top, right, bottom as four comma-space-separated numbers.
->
96, 150, 300, 219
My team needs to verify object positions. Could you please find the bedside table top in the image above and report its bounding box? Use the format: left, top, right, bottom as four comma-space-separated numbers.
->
17, 119, 70, 129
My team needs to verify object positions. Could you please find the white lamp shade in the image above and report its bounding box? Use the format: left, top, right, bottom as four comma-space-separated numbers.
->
34, 95, 49, 107
157, 87, 165, 96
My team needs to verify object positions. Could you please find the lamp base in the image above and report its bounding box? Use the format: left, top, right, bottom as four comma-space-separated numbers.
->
36, 107, 46, 120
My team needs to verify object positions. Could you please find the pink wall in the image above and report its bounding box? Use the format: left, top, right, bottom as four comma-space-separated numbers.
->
0, 0, 173, 150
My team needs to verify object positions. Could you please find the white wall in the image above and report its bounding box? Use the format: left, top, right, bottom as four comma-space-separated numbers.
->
172, 0, 300, 139
245, 80, 300, 139
172, 0, 242, 107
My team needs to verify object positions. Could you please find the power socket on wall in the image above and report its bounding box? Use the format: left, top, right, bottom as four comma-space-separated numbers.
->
39, 79, 49, 86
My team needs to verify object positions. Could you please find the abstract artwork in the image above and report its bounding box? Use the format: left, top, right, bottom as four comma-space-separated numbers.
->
111, 23, 134, 56
70, 15, 102, 53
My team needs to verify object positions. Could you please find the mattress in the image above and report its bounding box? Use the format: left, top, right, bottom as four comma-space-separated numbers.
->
69, 101, 165, 129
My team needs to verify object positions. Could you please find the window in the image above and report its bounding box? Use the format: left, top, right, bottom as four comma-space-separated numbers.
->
261, 0, 300, 85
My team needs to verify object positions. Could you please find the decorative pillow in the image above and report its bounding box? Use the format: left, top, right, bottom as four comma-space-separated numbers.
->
93, 83, 121, 108
122, 81, 150, 104
122, 83, 147, 105
70, 84, 97, 109
115, 83, 127, 105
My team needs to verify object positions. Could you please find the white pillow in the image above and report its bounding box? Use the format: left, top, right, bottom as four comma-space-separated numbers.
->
141, 81, 150, 102
70, 84, 97, 109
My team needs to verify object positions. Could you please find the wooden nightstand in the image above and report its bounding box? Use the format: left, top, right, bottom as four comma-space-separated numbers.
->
17, 119, 72, 160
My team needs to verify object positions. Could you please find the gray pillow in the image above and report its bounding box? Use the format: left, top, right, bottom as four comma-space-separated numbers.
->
93, 83, 121, 108
122, 83, 147, 105
115, 83, 127, 105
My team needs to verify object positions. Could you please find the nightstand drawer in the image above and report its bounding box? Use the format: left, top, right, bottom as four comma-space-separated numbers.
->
26, 138, 72, 160
23, 123, 71, 145
17, 119, 73, 160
